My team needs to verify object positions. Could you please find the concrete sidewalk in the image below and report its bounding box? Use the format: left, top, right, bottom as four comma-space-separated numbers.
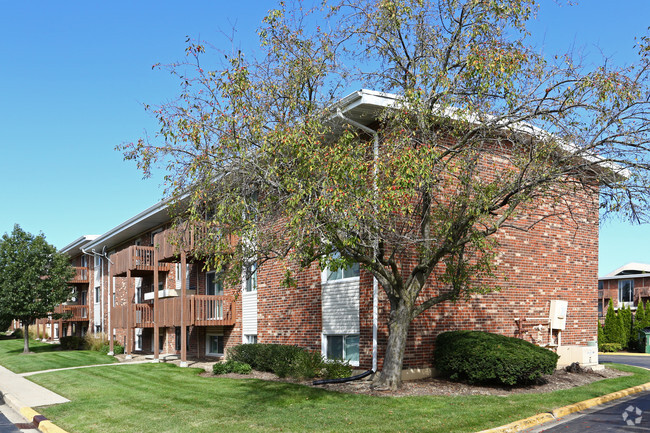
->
0, 366, 68, 408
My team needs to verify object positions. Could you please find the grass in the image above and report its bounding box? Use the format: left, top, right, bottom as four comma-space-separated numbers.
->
0, 337, 117, 373
25, 363, 650, 433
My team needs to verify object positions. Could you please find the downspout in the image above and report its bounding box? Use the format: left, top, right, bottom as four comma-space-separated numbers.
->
336, 109, 379, 373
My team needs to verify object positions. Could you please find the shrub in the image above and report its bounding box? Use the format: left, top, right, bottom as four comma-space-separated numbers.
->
434, 331, 559, 386
600, 342, 623, 353
322, 359, 353, 379
10, 328, 23, 339
59, 336, 84, 350
291, 350, 326, 379
228, 343, 306, 374
99, 342, 125, 355
213, 360, 252, 375
619, 305, 633, 349
603, 302, 624, 346
84, 332, 108, 351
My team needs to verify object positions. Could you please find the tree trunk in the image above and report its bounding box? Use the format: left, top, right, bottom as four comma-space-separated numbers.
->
372, 301, 412, 390
22, 323, 31, 354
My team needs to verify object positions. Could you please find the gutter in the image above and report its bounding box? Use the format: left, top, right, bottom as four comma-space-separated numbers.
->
335, 109, 379, 373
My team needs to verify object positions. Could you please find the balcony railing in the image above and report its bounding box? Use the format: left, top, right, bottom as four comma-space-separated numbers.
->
111, 246, 170, 276
111, 295, 236, 328
153, 224, 209, 262
68, 267, 89, 284
54, 305, 89, 321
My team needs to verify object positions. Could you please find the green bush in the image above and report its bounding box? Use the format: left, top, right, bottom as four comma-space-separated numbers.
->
228, 343, 306, 374
434, 331, 559, 386
10, 328, 23, 339
291, 350, 326, 379
59, 336, 84, 350
99, 342, 124, 355
322, 359, 353, 379
213, 360, 252, 375
600, 342, 623, 353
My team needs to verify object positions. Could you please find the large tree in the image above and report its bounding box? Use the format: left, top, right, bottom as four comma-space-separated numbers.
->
0, 225, 74, 353
121, 0, 650, 389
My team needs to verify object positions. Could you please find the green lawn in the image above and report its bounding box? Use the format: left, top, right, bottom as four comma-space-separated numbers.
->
26, 363, 650, 433
0, 337, 117, 373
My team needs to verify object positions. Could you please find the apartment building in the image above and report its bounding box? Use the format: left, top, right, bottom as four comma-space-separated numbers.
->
52, 90, 600, 375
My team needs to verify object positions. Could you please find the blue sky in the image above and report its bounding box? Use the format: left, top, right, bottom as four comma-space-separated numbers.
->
0, 1, 648, 276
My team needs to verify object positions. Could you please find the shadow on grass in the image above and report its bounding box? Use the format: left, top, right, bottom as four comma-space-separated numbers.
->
6, 342, 62, 355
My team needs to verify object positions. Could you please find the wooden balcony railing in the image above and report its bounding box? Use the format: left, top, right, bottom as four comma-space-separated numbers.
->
111, 295, 236, 328
153, 225, 207, 262
68, 267, 89, 284
54, 305, 89, 321
111, 246, 170, 276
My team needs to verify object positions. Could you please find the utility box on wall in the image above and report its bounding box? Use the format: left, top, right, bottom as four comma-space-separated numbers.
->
549, 300, 568, 330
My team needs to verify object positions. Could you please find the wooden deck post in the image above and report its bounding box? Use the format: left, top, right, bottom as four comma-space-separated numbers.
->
180, 251, 187, 367
153, 247, 160, 362
109, 271, 114, 355
126, 268, 133, 359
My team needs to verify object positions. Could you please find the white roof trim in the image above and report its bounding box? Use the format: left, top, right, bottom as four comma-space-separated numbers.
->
603, 262, 650, 278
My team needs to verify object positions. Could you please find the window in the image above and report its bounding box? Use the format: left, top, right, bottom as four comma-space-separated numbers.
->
94, 255, 101, 269
135, 328, 143, 351
94, 287, 101, 304
80, 290, 87, 306
175, 327, 190, 351
80, 255, 87, 268
245, 334, 257, 344
245, 263, 257, 292
325, 334, 359, 364
598, 281, 604, 291
95, 325, 101, 334
206, 271, 223, 296
206, 334, 224, 356
324, 252, 360, 282
619, 279, 634, 305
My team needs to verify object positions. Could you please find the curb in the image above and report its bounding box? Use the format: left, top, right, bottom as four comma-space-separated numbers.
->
2, 392, 69, 433
599, 352, 650, 357
477, 381, 650, 432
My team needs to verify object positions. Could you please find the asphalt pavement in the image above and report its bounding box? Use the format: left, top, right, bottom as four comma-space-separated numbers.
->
523, 355, 650, 432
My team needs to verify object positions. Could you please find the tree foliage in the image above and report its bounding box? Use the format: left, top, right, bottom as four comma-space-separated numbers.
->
0, 225, 74, 353
120, 0, 650, 389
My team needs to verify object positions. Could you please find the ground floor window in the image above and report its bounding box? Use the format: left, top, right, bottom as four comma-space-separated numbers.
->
175, 327, 190, 351
325, 334, 359, 365
245, 334, 257, 344
206, 334, 224, 356
135, 328, 143, 351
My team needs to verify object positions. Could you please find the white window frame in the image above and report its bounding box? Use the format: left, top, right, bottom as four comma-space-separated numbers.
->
322, 334, 360, 366
206, 271, 223, 296
245, 263, 257, 292
135, 328, 143, 351
245, 334, 257, 344
320, 253, 360, 285
206, 334, 224, 356
94, 286, 101, 304
619, 279, 634, 307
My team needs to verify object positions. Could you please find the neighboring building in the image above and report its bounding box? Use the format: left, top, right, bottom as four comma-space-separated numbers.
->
598, 263, 650, 317
50, 90, 600, 375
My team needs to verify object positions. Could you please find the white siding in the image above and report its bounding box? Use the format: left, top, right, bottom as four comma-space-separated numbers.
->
321, 279, 360, 334
242, 290, 258, 337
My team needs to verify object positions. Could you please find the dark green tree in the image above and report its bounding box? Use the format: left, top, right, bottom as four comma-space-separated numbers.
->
603, 302, 622, 347
0, 225, 74, 353
633, 301, 647, 349
619, 305, 633, 349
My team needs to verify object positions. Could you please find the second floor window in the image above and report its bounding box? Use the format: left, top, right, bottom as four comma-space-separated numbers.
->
206, 271, 223, 296
245, 263, 257, 292
619, 279, 634, 304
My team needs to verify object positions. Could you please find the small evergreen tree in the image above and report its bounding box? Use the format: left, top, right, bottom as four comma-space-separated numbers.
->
597, 321, 605, 351
620, 305, 634, 349
603, 302, 623, 347
633, 301, 647, 350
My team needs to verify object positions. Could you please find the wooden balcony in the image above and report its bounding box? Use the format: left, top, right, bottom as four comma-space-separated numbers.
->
54, 305, 89, 322
111, 295, 236, 328
111, 246, 170, 276
153, 225, 205, 262
68, 267, 89, 284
